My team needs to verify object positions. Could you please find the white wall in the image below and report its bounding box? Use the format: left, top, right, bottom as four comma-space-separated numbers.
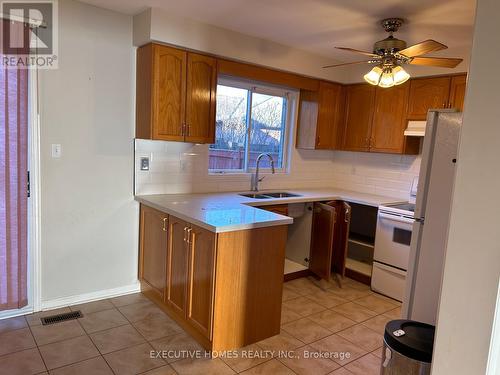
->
39, 0, 138, 303
432, 0, 500, 373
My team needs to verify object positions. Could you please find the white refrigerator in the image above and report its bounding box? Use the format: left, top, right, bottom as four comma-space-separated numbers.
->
402, 109, 462, 325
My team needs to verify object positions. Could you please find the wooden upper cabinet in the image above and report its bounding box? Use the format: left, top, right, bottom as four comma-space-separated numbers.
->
342, 84, 376, 151
186, 223, 216, 339
139, 205, 168, 299
186, 53, 217, 143
166, 216, 189, 317
136, 43, 216, 143
407, 77, 451, 120
449, 74, 467, 111
370, 83, 410, 153
296, 82, 344, 150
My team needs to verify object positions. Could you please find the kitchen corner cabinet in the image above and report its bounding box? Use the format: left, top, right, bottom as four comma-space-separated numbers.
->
139, 205, 169, 300
296, 81, 344, 150
407, 77, 451, 120
138, 204, 288, 351
136, 43, 217, 143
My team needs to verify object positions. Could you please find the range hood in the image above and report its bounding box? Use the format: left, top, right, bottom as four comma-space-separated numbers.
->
404, 120, 426, 137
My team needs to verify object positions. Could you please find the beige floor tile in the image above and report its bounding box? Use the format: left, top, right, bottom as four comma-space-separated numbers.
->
344, 353, 381, 375
133, 313, 182, 341
309, 334, 367, 366
0, 327, 36, 356
278, 345, 340, 375
371, 347, 383, 359
70, 299, 114, 314
78, 308, 128, 334
239, 359, 294, 374
282, 317, 332, 344
104, 342, 166, 375
31, 320, 85, 346
25, 307, 71, 327
171, 357, 235, 375
342, 279, 372, 292
331, 302, 378, 323
49, 356, 113, 375
281, 308, 302, 324
361, 315, 392, 335
0, 348, 46, 375
221, 344, 272, 372
118, 301, 166, 322
109, 293, 151, 307
352, 295, 398, 314
337, 325, 384, 351
284, 278, 321, 295
140, 364, 177, 374
282, 296, 326, 317
383, 306, 402, 320
282, 285, 301, 301
150, 332, 204, 363
305, 290, 349, 309
308, 310, 357, 332
0, 315, 27, 334
329, 367, 354, 374
39, 335, 99, 370
329, 287, 372, 301
256, 330, 304, 352
90, 324, 145, 354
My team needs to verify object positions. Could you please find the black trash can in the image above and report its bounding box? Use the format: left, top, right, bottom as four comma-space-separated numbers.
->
381, 319, 435, 375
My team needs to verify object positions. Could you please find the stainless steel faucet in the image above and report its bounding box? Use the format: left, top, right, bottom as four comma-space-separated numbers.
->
251, 153, 275, 192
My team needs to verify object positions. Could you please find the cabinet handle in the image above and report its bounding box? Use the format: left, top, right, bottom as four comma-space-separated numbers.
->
162, 217, 168, 232
186, 228, 192, 244
187, 124, 190, 137
183, 226, 188, 242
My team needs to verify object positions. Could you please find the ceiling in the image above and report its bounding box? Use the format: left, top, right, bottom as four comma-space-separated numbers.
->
81, 0, 476, 65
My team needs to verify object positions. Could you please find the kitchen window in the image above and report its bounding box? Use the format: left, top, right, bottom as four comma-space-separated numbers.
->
209, 77, 294, 173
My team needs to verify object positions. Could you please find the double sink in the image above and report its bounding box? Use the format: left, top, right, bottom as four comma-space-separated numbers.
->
239, 192, 301, 200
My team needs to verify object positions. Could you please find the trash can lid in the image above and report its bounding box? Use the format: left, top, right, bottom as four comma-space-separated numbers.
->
384, 319, 435, 363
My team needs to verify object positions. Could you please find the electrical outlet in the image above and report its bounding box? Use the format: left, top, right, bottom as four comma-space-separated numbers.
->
140, 157, 150, 171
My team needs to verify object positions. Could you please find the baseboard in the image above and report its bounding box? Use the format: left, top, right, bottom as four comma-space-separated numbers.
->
40, 281, 141, 311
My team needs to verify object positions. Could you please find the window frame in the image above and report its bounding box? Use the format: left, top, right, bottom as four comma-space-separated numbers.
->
209, 76, 295, 175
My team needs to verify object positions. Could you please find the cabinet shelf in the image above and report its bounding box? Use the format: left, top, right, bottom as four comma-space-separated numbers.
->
345, 258, 373, 277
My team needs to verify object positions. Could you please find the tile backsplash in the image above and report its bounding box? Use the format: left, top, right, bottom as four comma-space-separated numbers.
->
134, 139, 421, 199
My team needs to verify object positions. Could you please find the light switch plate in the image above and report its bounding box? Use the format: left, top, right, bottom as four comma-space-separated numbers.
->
140, 157, 150, 171
51, 144, 61, 158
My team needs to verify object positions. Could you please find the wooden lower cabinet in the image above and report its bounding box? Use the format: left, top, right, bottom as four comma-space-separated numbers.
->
138, 204, 288, 351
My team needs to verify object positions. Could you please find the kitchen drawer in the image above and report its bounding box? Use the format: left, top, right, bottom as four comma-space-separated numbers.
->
371, 261, 406, 302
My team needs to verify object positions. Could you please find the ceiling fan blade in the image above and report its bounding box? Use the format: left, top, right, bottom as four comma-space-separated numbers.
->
398, 39, 447, 57
410, 56, 463, 68
323, 60, 378, 68
335, 47, 380, 58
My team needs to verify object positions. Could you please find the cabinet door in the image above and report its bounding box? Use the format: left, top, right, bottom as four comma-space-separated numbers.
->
342, 84, 376, 151
370, 83, 410, 153
332, 202, 351, 277
407, 77, 451, 120
316, 82, 342, 149
166, 216, 189, 316
153, 44, 187, 141
296, 90, 319, 149
449, 74, 467, 111
186, 224, 216, 339
139, 205, 168, 299
185, 53, 217, 144
309, 202, 336, 281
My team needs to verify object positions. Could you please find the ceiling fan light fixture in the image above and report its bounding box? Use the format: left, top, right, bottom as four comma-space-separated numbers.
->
364, 65, 383, 86
378, 67, 395, 88
393, 65, 410, 85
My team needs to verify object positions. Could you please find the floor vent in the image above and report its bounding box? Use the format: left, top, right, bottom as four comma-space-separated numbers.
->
41, 310, 83, 325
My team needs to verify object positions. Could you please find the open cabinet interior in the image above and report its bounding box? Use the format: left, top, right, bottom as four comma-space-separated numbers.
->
345, 202, 378, 284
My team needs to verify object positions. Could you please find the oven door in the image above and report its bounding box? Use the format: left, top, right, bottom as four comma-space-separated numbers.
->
374, 211, 414, 270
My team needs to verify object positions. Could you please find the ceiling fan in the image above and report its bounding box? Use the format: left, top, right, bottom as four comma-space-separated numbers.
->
324, 18, 463, 88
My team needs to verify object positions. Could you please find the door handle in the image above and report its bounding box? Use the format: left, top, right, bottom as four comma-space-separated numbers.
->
186, 228, 192, 244
162, 217, 168, 232
183, 226, 188, 242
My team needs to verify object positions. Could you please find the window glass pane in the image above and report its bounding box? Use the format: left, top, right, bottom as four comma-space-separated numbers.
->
209, 85, 248, 170
248, 93, 286, 169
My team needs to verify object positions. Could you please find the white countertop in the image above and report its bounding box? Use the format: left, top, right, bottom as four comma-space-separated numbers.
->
135, 188, 404, 233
